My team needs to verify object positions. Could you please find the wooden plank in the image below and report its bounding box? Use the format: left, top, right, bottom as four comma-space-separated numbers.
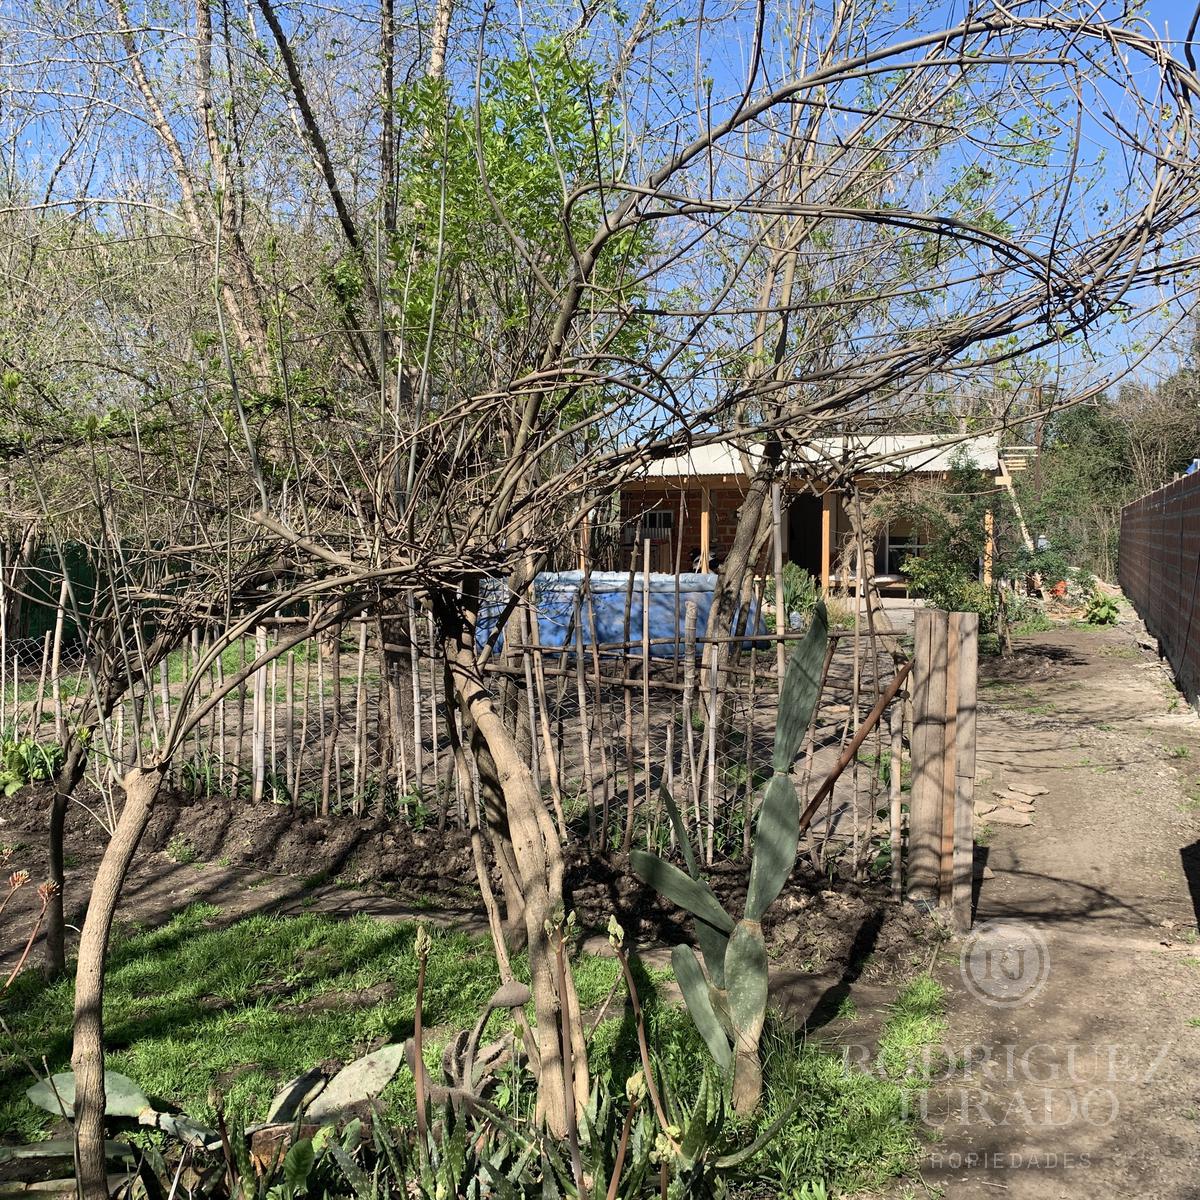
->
938, 613, 961, 904
952, 612, 980, 931
699, 486, 712, 570
907, 608, 947, 900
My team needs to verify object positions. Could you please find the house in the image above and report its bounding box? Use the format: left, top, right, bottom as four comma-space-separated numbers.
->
616, 434, 1002, 589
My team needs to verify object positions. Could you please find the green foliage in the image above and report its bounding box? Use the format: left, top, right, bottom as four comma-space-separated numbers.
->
390, 40, 651, 421
1084, 589, 1119, 626
1019, 380, 1200, 581
901, 555, 995, 627
768, 563, 820, 631
0, 735, 63, 796
164, 835, 198, 865
630, 606, 829, 1112
880, 453, 1013, 632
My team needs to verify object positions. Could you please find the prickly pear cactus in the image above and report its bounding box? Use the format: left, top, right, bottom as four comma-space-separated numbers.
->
630, 602, 828, 1114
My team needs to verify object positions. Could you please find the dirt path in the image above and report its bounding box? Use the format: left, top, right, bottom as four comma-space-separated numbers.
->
916, 618, 1200, 1198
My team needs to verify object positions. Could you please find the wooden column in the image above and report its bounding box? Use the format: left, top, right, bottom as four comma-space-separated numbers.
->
699, 485, 712, 570
820, 491, 833, 589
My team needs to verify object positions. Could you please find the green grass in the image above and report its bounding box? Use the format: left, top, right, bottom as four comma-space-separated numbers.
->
1011, 613, 1055, 635
0, 905, 635, 1140
588, 994, 931, 1197
164, 835, 198, 865
1, 912, 940, 1197
875, 974, 948, 1082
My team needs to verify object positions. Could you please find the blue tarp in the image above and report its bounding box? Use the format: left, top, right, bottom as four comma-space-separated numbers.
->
476, 571, 766, 658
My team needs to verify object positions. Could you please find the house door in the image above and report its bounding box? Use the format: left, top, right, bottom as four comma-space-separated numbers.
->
786, 495, 822, 579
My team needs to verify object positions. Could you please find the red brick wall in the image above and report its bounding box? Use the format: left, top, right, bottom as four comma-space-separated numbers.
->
619, 482, 754, 569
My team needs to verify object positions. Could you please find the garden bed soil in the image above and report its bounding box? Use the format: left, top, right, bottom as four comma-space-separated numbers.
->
1, 783, 922, 996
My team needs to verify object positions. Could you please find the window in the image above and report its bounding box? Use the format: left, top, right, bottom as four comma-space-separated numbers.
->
625, 508, 674, 543
884, 521, 928, 576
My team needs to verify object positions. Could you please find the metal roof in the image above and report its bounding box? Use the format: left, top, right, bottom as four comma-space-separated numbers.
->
640, 434, 1000, 479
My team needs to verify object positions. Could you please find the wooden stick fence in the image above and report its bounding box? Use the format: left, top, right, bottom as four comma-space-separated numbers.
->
0, 578, 981, 902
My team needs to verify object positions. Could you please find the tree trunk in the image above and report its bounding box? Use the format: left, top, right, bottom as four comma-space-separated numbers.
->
464, 713, 528, 947
440, 608, 587, 1136
72, 766, 165, 1200
43, 738, 90, 977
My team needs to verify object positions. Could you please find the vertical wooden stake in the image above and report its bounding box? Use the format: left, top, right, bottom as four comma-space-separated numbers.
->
427, 613, 439, 815
251, 626, 267, 804
30, 631, 51, 740
285, 649, 296, 805
270, 655, 278, 787
528, 601, 565, 838
51, 577, 68, 742
952, 613, 979, 931
573, 600, 596, 849
771, 482, 787, 682
682, 601, 699, 831
641, 539, 652, 819
317, 641, 331, 815
408, 596, 424, 791
293, 648, 312, 809
889, 694, 904, 902
215, 655, 226, 787
353, 618, 369, 809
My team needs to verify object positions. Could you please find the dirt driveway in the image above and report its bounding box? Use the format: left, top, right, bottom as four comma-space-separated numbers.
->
915, 617, 1200, 1199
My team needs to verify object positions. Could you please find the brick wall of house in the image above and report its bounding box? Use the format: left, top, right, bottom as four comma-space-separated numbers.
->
618, 482, 752, 569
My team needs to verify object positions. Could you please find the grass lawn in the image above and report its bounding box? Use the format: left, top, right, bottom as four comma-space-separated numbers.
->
0, 906, 946, 1196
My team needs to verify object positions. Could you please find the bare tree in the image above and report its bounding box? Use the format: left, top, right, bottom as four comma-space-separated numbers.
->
4, 0, 1200, 1187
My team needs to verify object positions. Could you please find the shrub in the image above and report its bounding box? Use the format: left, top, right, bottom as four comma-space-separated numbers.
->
902, 554, 997, 630
1084, 589, 1119, 625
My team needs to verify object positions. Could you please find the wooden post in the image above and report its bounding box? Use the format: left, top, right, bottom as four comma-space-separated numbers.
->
699, 485, 712, 570
938, 616, 961, 899
573, 600, 596, 848
285, 649, 296, 804
642, 539, 652, 813
427, 612, 439, 813
408, 596, 423, 790
907, 608, 946, 901
50, 577, 68, 741
353, 619, 369, 811
952, 613, 979, 930
251, 626, 267, 803
293, 648, 312, 809
681, 600, 699, 828
233, 638, 248, 796
771, 482, 787, 682
820, 491, 833, 590
269, 655, 278, 786
982, 511, 995, 586
907, 609, 978, 926
889, 694, 904, 902
528, 600, 566, 838
30, 632, 51, 740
